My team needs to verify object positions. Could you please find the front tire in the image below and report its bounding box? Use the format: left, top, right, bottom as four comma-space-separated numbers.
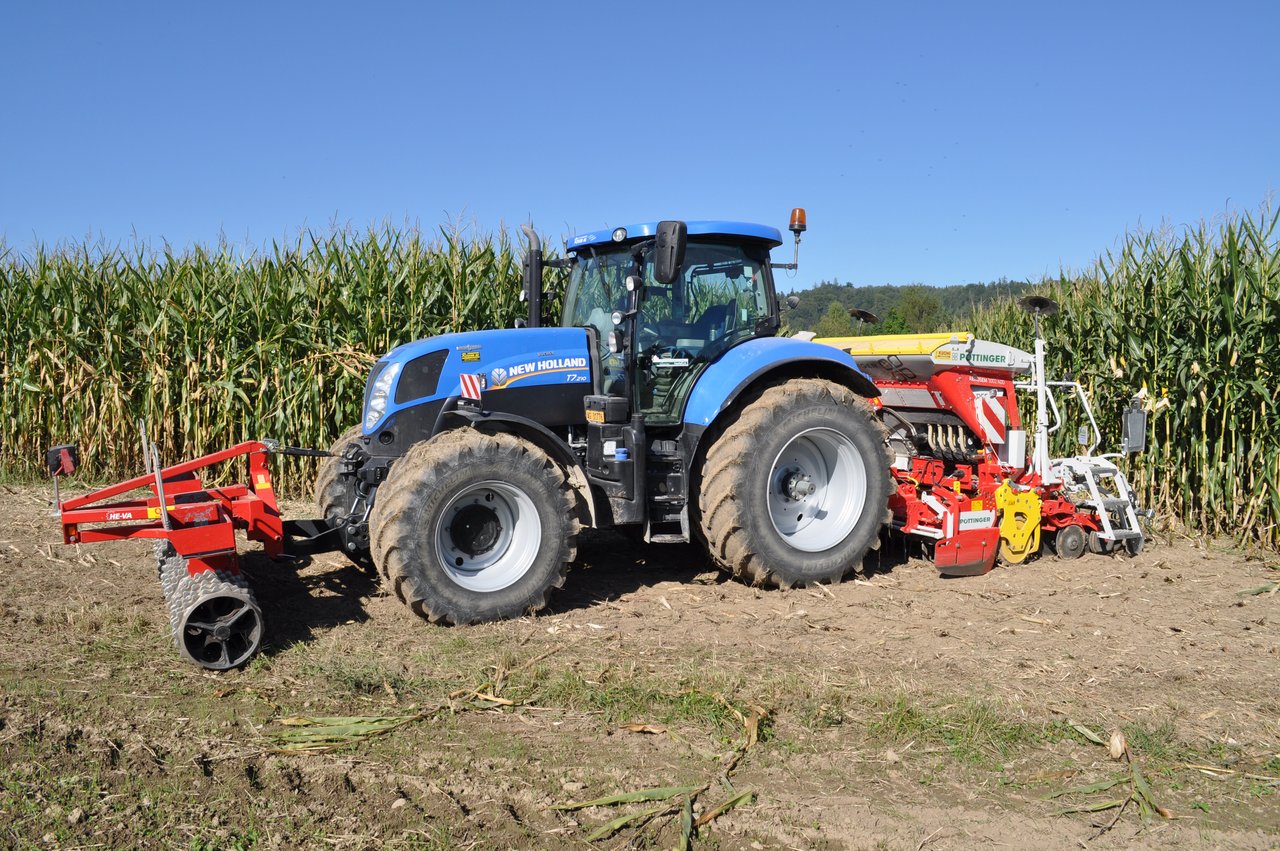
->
369, 429, 579, 624
697, 378, 892, 588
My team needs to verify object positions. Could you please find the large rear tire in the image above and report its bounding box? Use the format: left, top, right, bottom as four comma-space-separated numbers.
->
314, 424, 372, 568
697, 378, 892, 588
369, 429, 579, 624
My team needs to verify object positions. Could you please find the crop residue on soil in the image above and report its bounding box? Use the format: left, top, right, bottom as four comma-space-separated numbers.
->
1, 485, 1277, 849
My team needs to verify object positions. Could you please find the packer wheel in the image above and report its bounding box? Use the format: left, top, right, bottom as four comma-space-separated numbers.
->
156, 543, 263, 670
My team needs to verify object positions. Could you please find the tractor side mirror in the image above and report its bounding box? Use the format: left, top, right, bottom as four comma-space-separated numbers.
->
653, 220, 687, 285
1121, 397, 1147, 454
784, 295, 800, 310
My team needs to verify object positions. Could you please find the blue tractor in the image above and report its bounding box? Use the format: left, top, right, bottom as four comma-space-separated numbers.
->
316, 212, 892, 624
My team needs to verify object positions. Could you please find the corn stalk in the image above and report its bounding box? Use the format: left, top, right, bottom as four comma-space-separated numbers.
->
0, 222, 556, 495
972, 206, 1280, 549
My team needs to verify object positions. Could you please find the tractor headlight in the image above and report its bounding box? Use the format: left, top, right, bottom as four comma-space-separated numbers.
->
364, 361, 402, 431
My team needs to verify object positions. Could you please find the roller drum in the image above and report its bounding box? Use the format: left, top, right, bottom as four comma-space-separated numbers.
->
154, 542, 264, 670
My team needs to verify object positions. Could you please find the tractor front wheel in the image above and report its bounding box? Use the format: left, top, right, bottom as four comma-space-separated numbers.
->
369, 429, 579, 624
697, 378, 892, 588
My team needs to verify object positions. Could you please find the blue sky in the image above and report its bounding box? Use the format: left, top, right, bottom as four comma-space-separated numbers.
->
2, 1, 1276, 287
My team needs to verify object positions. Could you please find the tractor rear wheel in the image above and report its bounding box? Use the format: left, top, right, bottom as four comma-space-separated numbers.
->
369, 429, 579, 624
697, 378, 892, 588
314, 424, 372, 569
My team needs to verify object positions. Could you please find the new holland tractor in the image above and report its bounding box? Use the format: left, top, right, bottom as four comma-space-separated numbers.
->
320, 212, 894, 625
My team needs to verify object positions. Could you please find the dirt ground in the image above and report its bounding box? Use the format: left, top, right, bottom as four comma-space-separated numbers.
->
1, 482, 1277, 850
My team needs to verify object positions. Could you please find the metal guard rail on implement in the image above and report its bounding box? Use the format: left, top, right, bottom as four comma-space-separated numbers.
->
59, 441, 286, 569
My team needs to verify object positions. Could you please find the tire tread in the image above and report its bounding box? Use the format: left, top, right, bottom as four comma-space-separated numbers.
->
369, 429, 579, 624
697, 378, 892, 588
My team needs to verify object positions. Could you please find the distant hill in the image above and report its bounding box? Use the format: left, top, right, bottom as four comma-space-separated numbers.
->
781, 279, 1035, 336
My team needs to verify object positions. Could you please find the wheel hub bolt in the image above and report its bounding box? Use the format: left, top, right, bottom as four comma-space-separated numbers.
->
784, 470, 816, 500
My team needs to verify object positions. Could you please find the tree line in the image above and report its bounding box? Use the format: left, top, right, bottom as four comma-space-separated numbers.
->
781, 279, 1035, 337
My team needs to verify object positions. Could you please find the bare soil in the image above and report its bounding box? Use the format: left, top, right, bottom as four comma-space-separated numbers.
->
1, 483, 1277, 850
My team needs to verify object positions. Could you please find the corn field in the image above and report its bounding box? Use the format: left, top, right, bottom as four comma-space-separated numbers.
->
972, 206, 1280, 549
3, 211, 1278, 547
0, 223, 544, 494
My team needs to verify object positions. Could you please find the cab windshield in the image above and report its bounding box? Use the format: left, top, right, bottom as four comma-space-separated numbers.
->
562, 245, 634, 349
563, 240, 771, 354
563, 239, 773, 422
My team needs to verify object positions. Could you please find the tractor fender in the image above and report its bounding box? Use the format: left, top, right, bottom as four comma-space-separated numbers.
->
443, 407, 598, 528
683, 336, 879, 429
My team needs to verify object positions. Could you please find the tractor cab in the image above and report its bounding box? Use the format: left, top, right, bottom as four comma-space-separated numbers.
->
554, 221, 785, 425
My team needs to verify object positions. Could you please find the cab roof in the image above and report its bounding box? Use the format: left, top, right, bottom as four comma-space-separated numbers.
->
567, 220, 784, 251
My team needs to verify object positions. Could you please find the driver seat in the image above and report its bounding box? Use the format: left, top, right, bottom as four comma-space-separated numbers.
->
691, 303, 731, 342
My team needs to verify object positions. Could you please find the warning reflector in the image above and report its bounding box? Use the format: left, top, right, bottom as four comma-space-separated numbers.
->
459, 374, 483, 401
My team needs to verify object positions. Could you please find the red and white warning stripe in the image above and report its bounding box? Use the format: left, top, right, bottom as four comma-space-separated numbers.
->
459, 373, 484, 401
974, 394, 1007, 444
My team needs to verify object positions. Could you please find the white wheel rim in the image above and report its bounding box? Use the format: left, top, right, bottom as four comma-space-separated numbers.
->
767, 427, 868, 553
434, 481, 542, 592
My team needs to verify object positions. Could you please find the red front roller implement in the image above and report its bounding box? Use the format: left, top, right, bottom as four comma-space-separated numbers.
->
51, 438, 337, 670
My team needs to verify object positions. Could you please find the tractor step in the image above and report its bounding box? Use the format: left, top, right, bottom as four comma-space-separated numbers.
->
1087, 498, 1132, 511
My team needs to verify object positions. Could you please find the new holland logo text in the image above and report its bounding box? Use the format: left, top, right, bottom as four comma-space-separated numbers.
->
490, 357, 588, 388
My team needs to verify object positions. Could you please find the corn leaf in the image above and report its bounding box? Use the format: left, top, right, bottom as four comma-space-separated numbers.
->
677, 796, 694, 851
1047, 775, 1126, 798
553, 785, 701, 811
1056, 799, 1125, 815
583, 804, 669, 842
270, 713, 420, 752
694, 789, 756, 828
1068, 721, 1107, 745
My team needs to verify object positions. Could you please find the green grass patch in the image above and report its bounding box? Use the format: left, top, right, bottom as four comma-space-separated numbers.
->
1121, 720, 1183, 764
531, 668, 743, 737
298, 658, 425, 698
867, 692, 1043, 767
